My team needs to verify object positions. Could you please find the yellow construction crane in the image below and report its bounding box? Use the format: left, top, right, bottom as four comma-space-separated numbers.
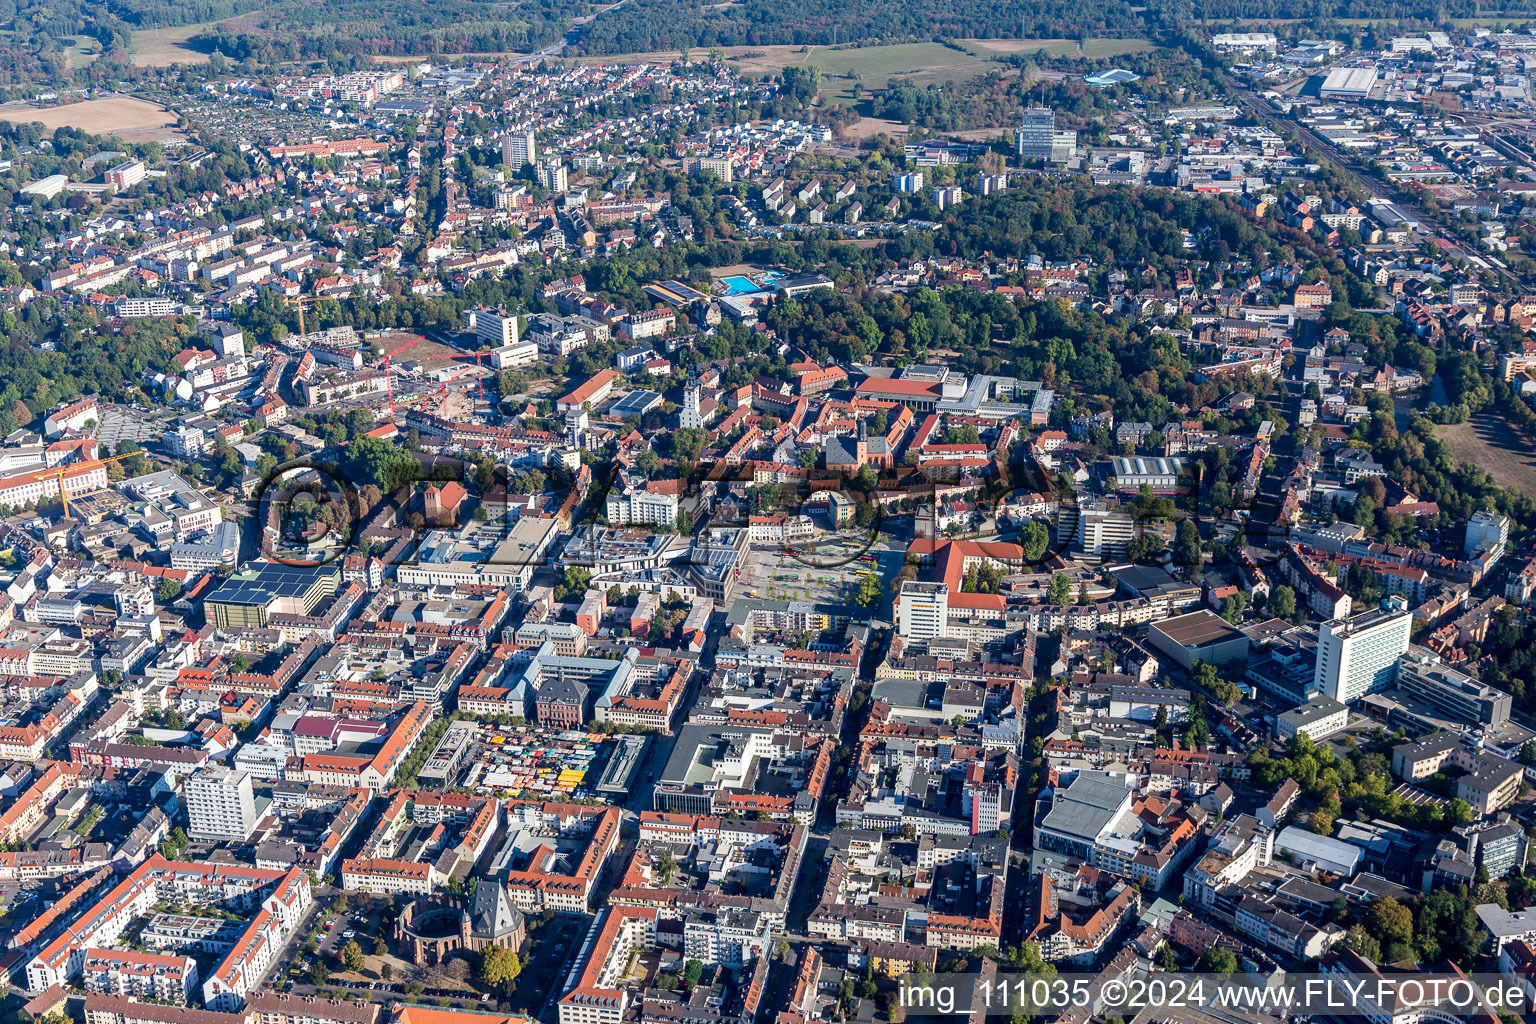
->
289, 295, 321, 337
28, 452, 146, 520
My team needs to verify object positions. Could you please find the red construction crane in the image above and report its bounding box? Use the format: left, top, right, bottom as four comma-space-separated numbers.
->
384, 347, 492, 411
379, 336, 423, 412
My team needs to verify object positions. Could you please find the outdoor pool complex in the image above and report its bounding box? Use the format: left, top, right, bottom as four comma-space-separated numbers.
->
722, 270, 785, 294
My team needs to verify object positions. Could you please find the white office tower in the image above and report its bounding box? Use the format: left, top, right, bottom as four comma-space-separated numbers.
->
1074, 502, 1137, 559
1315, 596, 1412, 703
1017, 107, 1056, 159
186, 766, 258, 841
896, 582, 949, 642
503, 129, 537, 168
1465, 510, 1510, 558
471, 306, 520, 347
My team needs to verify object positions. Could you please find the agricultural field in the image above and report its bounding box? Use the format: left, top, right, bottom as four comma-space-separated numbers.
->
0, 96, 186, 142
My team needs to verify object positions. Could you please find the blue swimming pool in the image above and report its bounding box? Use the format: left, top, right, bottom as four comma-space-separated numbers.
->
722, 275, 762, 295
721, 270, 787, 295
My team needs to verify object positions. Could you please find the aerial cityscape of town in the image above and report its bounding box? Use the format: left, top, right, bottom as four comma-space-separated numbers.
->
9, 4, 1536, 1024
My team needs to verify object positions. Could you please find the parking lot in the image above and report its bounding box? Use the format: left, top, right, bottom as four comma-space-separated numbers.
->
93, 403, 167, 450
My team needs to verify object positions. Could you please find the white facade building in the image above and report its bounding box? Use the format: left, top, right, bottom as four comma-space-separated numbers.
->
471, 307, 521, 348
1315, 597, 1412, 703
896, 582, 948, 642
186, 766, 258, 841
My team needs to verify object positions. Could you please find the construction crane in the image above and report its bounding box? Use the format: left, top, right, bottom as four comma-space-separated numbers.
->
391, 347, 490, 410
378, 336, 424, 413
30, 452, 146, 520
287, 295, 321, 337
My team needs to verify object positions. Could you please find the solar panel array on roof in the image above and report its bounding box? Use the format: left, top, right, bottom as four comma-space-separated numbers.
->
204, 563, 337, 606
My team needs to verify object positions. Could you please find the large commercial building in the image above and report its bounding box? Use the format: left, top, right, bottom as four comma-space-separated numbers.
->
1274, 696, 1349, 742
1320, 66, 1378, 101
1466, 510, 1510, 557
105, 159, 147, 189
1109, 456, 1190, 494
470, 307, 520, 348
1395, 646, 1512, 726
1147, 610, 1249, 669
1034, 770, 1199, 888
1073, 505, 1138, 559
1315, 597, 1412, 703
1017, 107, 1057, 159
186, 766, 259, 842
895, 582, 948, 642
1391, 734, 1523, 816
396, 518, 557, 590
204, 564, 340, 628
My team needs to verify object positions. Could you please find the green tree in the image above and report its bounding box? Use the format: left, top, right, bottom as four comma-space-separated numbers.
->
1367, 897, 1414, 949
1173, 519, 1201, 569
854, 574, 883, 608
1269, 585, 1297, 619
342, 940, 366, 973
1344, 924, 1381, 962
480, 946, 522, 992
1047, 572, 1073, 605
1021, 519, 1050, 563
341, 433, 422, 492
683, 960, 705, 986
1197, 948, 1237, 975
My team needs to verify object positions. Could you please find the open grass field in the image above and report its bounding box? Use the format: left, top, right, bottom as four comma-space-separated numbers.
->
807, 42, 1007, 106
0, 96, 185, 141
128, 22, 222, 67
62, 39, 100, 72
1436, 415, 1536, 496
570, 37, 1149, 106
959, 37, 1153, 57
